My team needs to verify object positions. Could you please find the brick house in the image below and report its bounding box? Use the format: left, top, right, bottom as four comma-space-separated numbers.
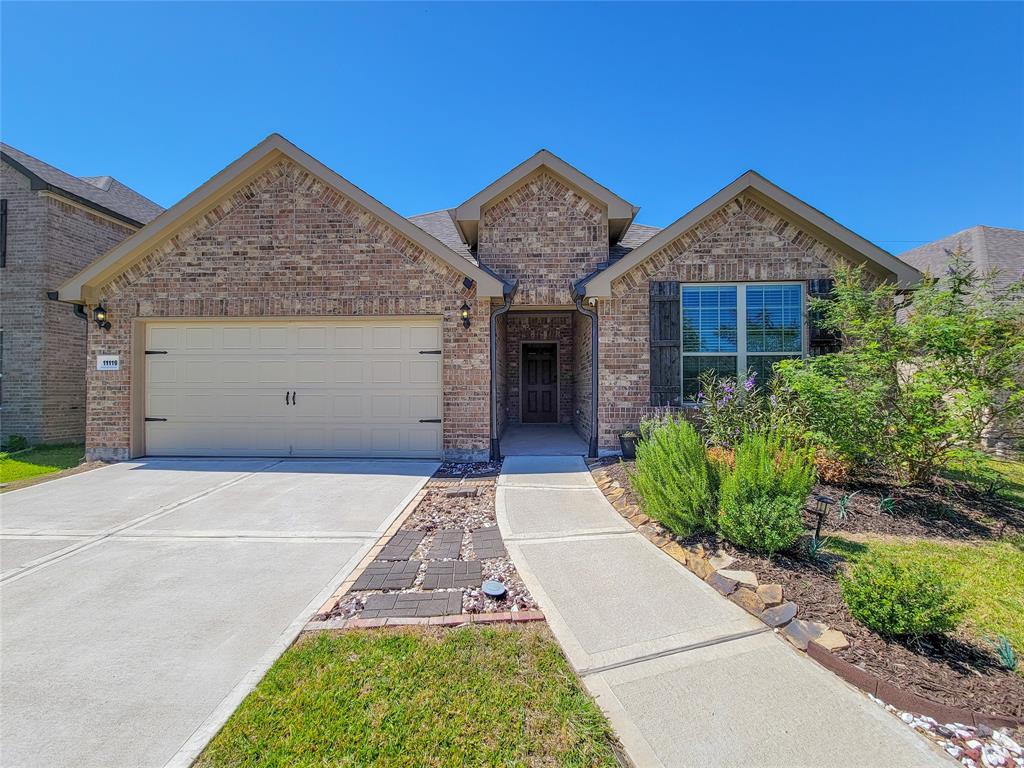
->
1, 144, 161, 445
55, 134, 920, 461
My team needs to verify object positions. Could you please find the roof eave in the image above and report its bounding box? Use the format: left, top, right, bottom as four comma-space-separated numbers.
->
581, 171, 923, 297
58, 134, 508, 304
1, 151, 147, 229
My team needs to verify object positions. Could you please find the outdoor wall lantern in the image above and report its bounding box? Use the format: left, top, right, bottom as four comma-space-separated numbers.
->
93, 304, 111, 331
460, 301, 471, 329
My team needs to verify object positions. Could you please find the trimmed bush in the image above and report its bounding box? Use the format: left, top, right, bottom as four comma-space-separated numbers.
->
717, 430, 815, 554
629, 417, 716, 535
840, 558, 965, 638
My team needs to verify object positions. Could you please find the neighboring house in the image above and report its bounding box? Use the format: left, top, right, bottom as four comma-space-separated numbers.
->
55, 134, 919, 461
0, 143, 162, 446
900, 226, 1024, 456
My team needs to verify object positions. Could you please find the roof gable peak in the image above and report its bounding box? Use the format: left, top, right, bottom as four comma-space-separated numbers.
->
451, 149, 638, 247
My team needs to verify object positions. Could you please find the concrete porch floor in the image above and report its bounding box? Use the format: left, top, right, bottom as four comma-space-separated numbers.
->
500, 424, 589, 456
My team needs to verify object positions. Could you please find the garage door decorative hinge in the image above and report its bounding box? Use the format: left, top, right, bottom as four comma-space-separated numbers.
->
418, 419, 442, 423
144, 417, 168, 422
145, 350, 168, 355
418, 349, 442, 355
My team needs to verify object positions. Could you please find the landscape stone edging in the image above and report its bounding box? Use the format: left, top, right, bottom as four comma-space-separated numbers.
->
806, 641, 1023, 730
304, 610, 546, 633
589, 465, 1024, 732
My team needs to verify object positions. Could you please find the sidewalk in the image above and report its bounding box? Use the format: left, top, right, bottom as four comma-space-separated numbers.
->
496, 455, 948, 768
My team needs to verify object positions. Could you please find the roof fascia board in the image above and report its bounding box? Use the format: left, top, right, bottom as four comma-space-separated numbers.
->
58, 134, 506, 303
2, 151, 146, 228
580, 171, 922, 296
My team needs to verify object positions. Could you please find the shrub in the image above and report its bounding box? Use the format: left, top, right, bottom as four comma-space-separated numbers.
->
629, 417, 716, 535
1, 435, 29, 453
840, 559, 965, 638
776, 259, 1024, 483
717, 430, 815, 554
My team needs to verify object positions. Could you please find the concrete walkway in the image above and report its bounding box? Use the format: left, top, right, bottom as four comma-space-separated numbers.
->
496, 456, 947, 768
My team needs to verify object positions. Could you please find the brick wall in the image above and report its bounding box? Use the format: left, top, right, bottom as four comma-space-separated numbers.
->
86, 158, 489, 461
493, 307, 507, 437
573, 310, 592, 441
0, 162, 135, 445
595, 194, 857, 452
502, 312, 574, 425
477, 170, 608, 306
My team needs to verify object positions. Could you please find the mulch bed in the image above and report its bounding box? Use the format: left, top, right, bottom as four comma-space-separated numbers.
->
592, 457, 1024, 725
730, 547, 1024, 722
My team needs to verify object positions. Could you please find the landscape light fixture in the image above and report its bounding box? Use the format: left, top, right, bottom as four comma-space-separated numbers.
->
93, 304, 111, 331
812, 494, 834, 539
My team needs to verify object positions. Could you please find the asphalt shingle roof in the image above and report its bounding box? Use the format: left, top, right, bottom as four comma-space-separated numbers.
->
1, 143, 163, 225
899, 226, 1023, 292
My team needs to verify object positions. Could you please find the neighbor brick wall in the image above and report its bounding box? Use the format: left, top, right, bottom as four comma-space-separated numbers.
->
0, 162, 135, 445
86, 158, 488, 461
502, 312, 574, 425
595, 194, 859, 452
477, 170, 608, 306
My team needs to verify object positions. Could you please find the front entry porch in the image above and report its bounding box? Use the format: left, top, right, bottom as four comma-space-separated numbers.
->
500, 424, 589, 456
494, 309, 594, 457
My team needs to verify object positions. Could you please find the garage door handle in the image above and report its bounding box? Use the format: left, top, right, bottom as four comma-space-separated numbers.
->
286, 391, 291, 405
419, 418, 441, 423
292, 391, 297, 405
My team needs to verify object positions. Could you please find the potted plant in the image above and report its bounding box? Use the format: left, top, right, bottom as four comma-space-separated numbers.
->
619, 430, 639, 460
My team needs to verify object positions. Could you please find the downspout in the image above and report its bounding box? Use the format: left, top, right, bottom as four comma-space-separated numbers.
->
573, 290, 599, 458
47, 290, 88, 321
489, 280, 519, 460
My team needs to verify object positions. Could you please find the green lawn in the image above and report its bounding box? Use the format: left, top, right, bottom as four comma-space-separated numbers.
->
833, 537, 1024, 662
945, 456, 1024, 510
196, 624, 619, 768
0, 444, 84, 484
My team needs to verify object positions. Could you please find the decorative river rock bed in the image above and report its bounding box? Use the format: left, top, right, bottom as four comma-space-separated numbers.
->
317, 463, 539, 624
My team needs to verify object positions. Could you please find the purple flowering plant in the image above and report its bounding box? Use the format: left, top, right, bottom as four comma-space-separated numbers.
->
696, 368, 778, 448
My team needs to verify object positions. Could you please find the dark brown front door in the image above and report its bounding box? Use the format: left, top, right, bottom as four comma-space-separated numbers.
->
521, 343, 557, 423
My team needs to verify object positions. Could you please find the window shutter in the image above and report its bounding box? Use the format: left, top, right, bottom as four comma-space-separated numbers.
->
650, 281, 680, 405
807, 278, 840, 355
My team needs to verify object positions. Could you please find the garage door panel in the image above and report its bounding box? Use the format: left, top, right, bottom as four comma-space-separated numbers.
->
371, 360, 403, 384
372, 326, 402, 349
256, 327, 289, 349
145, 320, 443, 458
409, 325, 441, 350
409, 359, 440, 384
334, 361, 364, 384
295, 360, 327, 384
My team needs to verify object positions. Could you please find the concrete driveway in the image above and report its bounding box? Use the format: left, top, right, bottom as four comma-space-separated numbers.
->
0, 457, 437, 768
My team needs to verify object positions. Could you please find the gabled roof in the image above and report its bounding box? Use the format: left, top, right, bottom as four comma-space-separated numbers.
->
899, 226, 1023, 292
578, 170, 923, 297
1, 142, 162, 226
450, 149, 639, 247
57, 134, 510, 304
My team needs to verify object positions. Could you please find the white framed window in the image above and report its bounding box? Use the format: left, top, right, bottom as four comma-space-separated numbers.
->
680, 282, 805, 400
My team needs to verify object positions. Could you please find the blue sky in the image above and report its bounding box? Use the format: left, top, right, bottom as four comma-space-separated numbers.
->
3, 2, 1021, 251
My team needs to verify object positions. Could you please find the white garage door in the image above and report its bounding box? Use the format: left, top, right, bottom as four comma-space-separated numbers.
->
144, 319, 443, 458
